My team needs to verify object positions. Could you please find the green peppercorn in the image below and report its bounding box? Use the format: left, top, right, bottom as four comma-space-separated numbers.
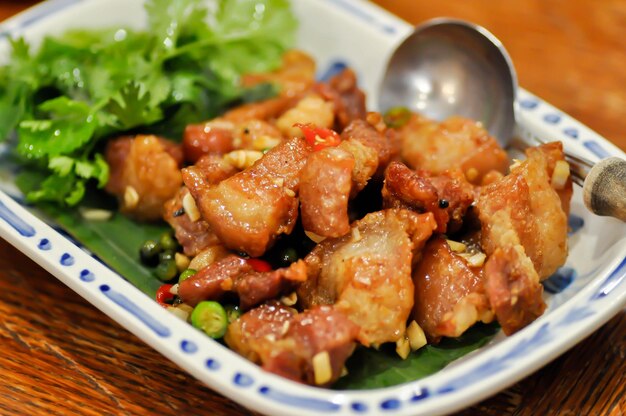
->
224, 304, 241, 323
155, 258, 178, 281
159, 231, 179, 251
279, 247, 299, 266
159, 250, 175, 263
140, 239, 162, 267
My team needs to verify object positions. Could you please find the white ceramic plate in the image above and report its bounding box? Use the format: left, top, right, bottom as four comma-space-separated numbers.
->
1, 1, 625, 415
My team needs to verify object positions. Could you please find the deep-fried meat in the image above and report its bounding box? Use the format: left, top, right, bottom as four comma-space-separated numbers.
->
164, 155, 237, 256
341, 118, 397, 177
183, 119, 235, 163
105, 135, 183, 221
478, 143, 570, 280
383, 162, 475, 233
398, 115, 509, 184
298, 209, 437, 347
225, 302, 359, 386
484, 243, 546, 335
183, 137, 311, 256
178, 255, 307, 309
300, 147, 355, 238
313, 68, 366, 130
411, 237, 493, 342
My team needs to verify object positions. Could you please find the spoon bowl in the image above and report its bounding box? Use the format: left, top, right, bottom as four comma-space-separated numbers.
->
379, 18, 517, 145
379, 17, 626, 221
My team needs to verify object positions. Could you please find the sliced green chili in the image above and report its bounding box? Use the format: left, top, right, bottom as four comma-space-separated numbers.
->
191, 301, 228, 339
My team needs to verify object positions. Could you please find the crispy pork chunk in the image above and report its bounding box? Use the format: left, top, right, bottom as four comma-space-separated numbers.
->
163, 155, 237, 256
411, 237, 493, 342
299, 147, 355, 238
225, 302, 359, 386
178, 255, 307, 309
383, 162, 475, 233
105, 135, 183, 221
477, 142, 571, 334
298, 209, 437, 347
484, 243, 546, 335
182, 137, 312, 257
313, 68, 367, 130
341, 116, 398, 179
398, 115, 509, 184
478, 142, 571, 280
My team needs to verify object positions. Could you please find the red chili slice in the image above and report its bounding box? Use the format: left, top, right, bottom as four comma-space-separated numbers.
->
295, 123, 341, 151
156, 284, 175, 307
246, 258, 273, 272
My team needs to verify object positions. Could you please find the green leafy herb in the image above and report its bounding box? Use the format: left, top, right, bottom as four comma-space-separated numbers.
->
1, 0, 296, 206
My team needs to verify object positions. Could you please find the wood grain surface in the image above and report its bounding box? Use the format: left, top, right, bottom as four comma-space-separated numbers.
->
1, 1, 625, 415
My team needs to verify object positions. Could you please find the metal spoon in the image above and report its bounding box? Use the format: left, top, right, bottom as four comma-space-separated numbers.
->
379, 18, 626, 221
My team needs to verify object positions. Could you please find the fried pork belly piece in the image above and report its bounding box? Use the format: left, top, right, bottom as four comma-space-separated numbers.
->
241, 50, 317, 98
314, 68, 367, 130
411, 237, 493, 342
299, 209, 437, 347
478, 142, 570, 280
223, 96, 301, 124
341, 116, 399, 179
484, 244, 546, 335
383, 162, 475, 233
183, 137, 312, 257
398, 115, 509, 184
105, 135, 183, 221
183, 118, 284, 163
225, 302, 359, 386
183, 119, 236, 163
178, 255, 307, 309
299, 147, 355, 238
163, 155, 237, 256
477, 143, 571, 334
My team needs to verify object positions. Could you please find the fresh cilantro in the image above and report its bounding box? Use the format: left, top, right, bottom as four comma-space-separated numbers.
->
106, 81, 163, 130
1, 0, 297, 207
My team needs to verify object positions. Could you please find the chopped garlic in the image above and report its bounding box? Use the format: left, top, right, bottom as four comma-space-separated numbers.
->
175, 253, 190, 272
280, 292, 298, 306
446, 239, 467, 253
182, 193, 201, 222
305, 230, 326, 243
312, 351, 332, 385
189, 245, 229, 270
252, 135, 281, 151
395, 336, 411, 360
167, 306, 190, 321
459, 252, 487, 267
223, 149, 263, 170
284, 188, 296, 197
79, 207, 113, 221
551, 160, 570, 190
124, 186, 139, 209
406, 321, 427, 351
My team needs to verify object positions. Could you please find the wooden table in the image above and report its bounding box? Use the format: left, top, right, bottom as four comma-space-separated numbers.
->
1, 1, 625, 415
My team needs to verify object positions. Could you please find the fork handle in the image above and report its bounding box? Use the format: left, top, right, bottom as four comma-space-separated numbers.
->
583, 157, 626, 222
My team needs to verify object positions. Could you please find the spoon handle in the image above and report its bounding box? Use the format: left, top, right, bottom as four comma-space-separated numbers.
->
583, 157, 626, 222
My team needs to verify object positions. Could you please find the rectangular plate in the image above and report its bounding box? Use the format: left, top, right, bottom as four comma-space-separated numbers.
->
1, 1, 625, 415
